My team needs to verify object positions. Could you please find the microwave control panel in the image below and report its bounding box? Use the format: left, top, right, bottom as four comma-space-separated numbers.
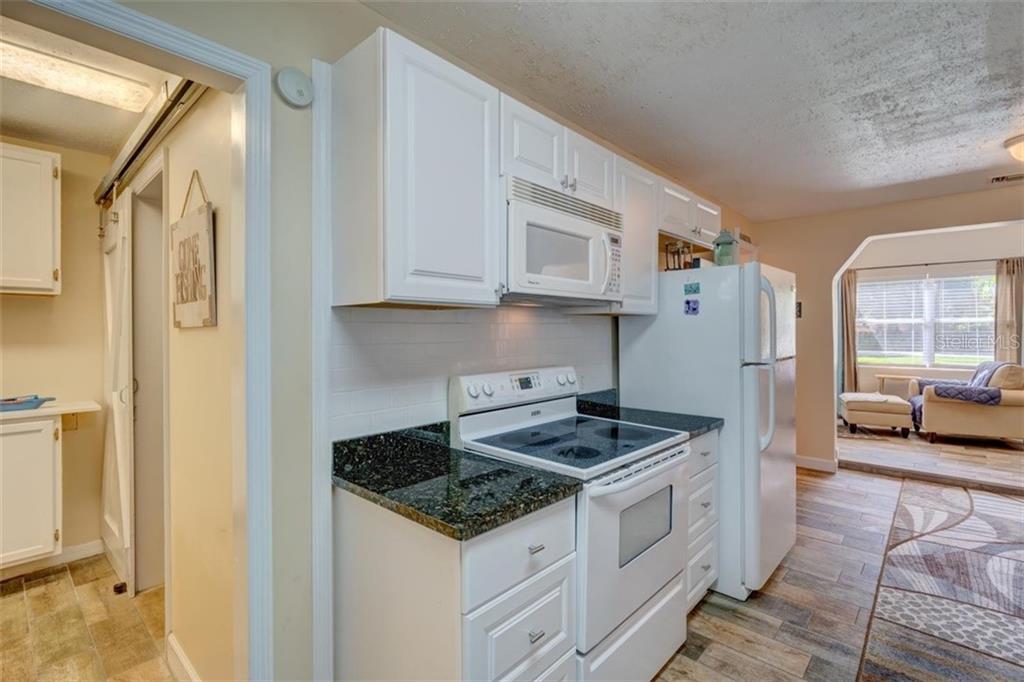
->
607, 234, 622, 295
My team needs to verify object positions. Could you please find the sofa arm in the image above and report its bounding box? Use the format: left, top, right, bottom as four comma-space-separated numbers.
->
1000, 390, 1024, 407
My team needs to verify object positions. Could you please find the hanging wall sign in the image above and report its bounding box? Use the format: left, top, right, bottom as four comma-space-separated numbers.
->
171, 170, 216, 328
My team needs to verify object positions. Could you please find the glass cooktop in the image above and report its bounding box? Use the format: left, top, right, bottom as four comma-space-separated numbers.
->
474, 416, 680, 470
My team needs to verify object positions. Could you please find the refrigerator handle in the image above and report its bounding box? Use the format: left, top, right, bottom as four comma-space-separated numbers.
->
760, 364, 776, 452
760, 275, 777, 364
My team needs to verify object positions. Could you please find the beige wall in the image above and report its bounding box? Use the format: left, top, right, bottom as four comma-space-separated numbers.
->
754, 185, 1024, 468
0, 135, 107, 550
156, 89, 237, 681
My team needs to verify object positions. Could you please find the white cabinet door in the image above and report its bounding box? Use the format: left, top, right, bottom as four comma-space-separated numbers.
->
0, 143, 60, 295
565, 130, 614, 210
0, 418, 61, 567
694, 197, 722, 244
500, 94, 565, 191
613, 158, 659, 315
659, 182, 696, 238
384, 31, 501, 305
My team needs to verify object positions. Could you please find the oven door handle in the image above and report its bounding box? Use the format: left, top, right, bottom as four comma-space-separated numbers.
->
588, 448, 689, 498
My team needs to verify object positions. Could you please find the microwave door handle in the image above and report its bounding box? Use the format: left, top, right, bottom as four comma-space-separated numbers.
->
600, 232, 613, 294
588, 448, 689, 498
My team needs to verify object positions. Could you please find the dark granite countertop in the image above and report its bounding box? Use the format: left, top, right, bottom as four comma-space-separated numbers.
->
577, 389, 724, 437
332, 427, 581, 541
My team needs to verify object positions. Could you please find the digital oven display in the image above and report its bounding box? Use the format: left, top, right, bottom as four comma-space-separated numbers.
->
514, 374, 540, 390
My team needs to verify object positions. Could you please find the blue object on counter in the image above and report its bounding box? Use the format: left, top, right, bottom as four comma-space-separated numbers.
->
0, 395, 56, 412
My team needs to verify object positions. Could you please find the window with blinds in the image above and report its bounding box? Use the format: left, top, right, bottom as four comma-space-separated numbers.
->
856, 263, 996, 367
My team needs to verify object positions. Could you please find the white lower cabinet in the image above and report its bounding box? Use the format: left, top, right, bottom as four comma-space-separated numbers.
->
684, 430, 720, 611
0, 417, 61, 568
334, 491, 576, 681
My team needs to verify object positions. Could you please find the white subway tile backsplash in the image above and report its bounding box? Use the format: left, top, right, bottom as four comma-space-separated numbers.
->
329, 307, 615, 440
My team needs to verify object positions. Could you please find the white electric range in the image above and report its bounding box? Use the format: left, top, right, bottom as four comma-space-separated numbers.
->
450, 366, 692, 681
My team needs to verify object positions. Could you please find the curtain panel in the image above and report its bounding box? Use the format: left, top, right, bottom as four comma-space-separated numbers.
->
995, 257, 1024, 363
841, 269, 859, 392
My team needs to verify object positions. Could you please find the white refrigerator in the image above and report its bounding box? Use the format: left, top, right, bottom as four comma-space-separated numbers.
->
619, 262, 797, 600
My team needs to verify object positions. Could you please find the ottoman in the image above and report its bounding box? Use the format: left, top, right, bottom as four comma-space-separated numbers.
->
838, 392, 912, 438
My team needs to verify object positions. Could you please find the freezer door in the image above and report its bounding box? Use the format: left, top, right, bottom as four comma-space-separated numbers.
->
742, 358, 796, 591
742, 262, 797, 364
763, 264, 797, 360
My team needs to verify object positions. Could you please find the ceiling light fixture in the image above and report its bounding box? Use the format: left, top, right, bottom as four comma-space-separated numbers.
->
0, 40, 152, 112
1005, 134, 1024, 162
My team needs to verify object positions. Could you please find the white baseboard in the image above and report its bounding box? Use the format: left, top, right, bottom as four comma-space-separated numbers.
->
0, 539, 104, 581
796, 456, 838, 473
167, 632, 201, 682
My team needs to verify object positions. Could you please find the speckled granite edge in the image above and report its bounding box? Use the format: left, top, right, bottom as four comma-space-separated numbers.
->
333, 430, 581, 541
577, 389, 724, 438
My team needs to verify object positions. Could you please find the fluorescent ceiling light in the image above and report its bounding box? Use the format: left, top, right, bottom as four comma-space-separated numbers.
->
0, 40, 152, 112
1005, 134, 1024, 162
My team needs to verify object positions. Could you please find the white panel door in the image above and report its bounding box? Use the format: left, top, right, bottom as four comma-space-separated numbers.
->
0, 143, 60, 294
500, 94, 565, 191
564, 130, 614, 209
613, 158, 658, 315
659, 182, 696, 237
101, 193, 135, 593
384, 31, 500, 305
0, 418, 60, 567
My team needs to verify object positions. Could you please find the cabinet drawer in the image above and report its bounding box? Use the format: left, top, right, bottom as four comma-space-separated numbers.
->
687, 464, 718, 545
688, 431, 718, 476
464, 554, 576, 682
463, 497, 575, 612
526, 648, 576, 682
686, 526, 718, 612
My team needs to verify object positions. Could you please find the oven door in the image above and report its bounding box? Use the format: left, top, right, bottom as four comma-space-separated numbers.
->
577, 446, 689, 653
507, 199, 620, 300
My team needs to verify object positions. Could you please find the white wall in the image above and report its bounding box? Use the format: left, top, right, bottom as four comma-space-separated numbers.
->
330, 307, 615, 440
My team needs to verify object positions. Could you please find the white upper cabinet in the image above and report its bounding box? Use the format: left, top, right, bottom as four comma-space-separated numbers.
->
499, 96, 615, 210
500, 94, 564, 192
694, 197, 722, 244
331, 29, 501, 306
613, 158, 659, 315
0, 143, 61, 295
565, 129, 615, 210
659, 182, 696, 238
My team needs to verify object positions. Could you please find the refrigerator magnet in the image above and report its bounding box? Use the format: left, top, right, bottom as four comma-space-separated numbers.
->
684, 282, 701, 296
684, 299, 700, 315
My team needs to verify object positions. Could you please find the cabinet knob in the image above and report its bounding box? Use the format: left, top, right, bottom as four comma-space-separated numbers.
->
528, 543, 545, 555
700, 451, 711, 458
569, 178, 578, 192
560, 175, 569, 189
701, 563, 712, 572
701, 501, 711, 509
529, 629, 546, 644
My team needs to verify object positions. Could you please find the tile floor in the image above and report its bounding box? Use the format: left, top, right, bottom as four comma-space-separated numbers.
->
837, 423, 1024, 494
657, 468, 1024, 681
0, 555, 169, 681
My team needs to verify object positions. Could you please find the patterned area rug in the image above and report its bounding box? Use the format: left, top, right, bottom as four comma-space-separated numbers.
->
861, 480, 1024, 678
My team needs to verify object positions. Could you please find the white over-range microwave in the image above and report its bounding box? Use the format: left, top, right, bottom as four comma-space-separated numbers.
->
503, 177, 624, 304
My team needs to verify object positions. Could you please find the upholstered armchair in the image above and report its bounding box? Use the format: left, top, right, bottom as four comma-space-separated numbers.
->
908, 362, 1024, 444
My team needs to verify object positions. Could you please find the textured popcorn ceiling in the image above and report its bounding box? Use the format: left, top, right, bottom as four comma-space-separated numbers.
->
368, 1, 1024, 221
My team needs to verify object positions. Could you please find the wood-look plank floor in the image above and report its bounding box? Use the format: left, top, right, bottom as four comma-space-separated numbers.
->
0, 555, 168, 681
659, 468, 901, 682
837, 424, 1024, 494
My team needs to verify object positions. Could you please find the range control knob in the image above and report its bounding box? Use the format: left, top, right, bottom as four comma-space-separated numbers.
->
466, 384, 480, 399
482, 382, 494, 396
567, 374, 577, 384
556, 374, 567, 386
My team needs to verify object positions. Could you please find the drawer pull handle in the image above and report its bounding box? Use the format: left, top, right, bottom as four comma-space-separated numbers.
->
528, 544, 545, 555
701, 563, 712, 572
700, 451, 711, 457
529, 629, 546, 644
701, 501, 711, 509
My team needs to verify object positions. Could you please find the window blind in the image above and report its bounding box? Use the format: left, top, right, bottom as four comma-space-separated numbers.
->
856, 264, 996, 367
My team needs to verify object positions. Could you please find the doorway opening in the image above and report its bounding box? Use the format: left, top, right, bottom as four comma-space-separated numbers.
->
831, 221, 1024, 494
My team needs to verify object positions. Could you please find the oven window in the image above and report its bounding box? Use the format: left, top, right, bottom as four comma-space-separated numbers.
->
618, 485, 673, 567
526, 223, 590, 281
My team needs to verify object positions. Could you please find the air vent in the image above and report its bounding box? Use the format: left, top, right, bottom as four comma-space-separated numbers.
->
509, 177, 623, 230
990, 173, 1024, 184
